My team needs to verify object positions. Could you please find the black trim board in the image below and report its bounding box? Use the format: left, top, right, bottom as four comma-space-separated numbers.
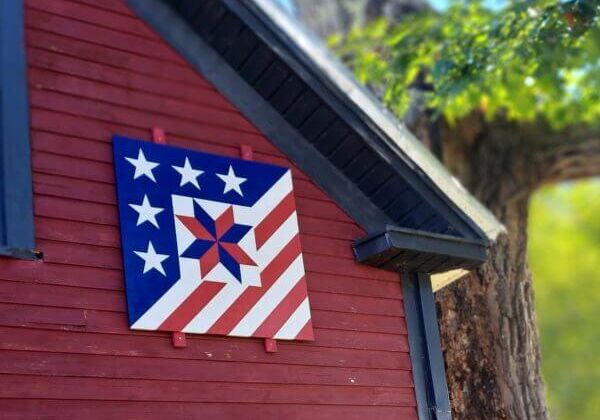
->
0, 0, 37, 260
402, 272, 452, 420
354, 226, 487, 273
125, 0, 392, 233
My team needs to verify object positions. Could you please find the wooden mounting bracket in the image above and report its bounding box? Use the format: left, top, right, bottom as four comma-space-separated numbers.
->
152, 127, 166, 144
264, 338, 278, 353
171, 331, 187, 348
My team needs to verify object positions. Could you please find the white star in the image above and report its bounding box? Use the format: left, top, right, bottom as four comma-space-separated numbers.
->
125, 149, 159, 182
129, 195, 164, 228
134, 241, 169, 275
216, 165, 247, 196
172, 157, 204, 189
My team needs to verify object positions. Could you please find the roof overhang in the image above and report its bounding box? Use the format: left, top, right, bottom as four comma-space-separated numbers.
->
125, 0, 504, 290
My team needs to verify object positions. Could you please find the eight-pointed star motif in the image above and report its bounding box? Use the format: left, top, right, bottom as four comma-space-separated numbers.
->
125, 149, 159, 182
172, 157, 204, 189
134, 241, 169, 275
216, 165, 247, 196
177, 202, 256, 282
129, 194, 164, 228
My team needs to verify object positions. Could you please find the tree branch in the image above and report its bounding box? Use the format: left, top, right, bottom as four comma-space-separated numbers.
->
536, 130, 600, 185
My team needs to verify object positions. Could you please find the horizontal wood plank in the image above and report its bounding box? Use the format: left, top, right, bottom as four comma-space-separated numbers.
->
29, 89, 260, 137
26, 0, 157, 39
0, 304, 410, 352
0, 374, 416, 406
0, 326, 411, 370
26, 8, 185, 64
26, 28, 207, 87
0, 399, 417, 420
29, 107, 285, 157
0, 350, 414, 387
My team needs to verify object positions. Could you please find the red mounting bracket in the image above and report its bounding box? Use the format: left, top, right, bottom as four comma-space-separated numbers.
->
152, 127, 166, 144
264, 338, 278, 353
240, 144, 253, 160
171, 331, 187, 348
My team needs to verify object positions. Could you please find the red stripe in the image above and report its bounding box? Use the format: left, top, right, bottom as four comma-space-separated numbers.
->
177, 215, 213, 241
294, 319, 315, 341
254, 191, 295, 249
252, 276, 308, 338
260, 234, 302, 285
206, 234, 302, 336
158, 281, 225, 332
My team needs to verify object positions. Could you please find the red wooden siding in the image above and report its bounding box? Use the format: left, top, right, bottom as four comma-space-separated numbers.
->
0, 0, 417, 418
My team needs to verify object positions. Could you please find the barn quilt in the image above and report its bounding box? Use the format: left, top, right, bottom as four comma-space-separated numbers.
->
112, 136, 313, 341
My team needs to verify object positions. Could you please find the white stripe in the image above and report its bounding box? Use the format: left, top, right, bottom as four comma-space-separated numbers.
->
274, 297, 311, 340
234, 170, 292, 226
182, 281, 247, 333
254, 211, 299, 266
131, 277, 200, 330
229, 254, 304, 337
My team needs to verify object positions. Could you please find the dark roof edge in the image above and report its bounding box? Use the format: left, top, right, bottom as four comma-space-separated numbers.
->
125, 0, 393, 233
236, 0, 504, 242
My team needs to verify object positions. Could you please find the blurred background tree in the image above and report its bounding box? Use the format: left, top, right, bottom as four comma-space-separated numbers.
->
529, 180, 600, 419
281, 0, 600, 418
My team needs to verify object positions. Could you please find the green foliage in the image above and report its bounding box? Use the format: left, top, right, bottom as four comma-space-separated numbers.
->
329, 0, 600, 127
529, 179, 600, 419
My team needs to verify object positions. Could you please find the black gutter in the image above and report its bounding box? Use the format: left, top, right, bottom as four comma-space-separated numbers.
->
354, 226, 487, 273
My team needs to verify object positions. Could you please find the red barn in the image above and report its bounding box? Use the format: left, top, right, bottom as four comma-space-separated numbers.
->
0, 0, 503, 419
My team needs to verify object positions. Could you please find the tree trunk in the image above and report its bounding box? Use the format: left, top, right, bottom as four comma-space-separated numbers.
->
434, 118, 548, 419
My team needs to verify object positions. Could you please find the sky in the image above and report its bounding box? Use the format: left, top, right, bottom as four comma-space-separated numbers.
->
430, 0, 505, 9
277, 0, 506, 15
